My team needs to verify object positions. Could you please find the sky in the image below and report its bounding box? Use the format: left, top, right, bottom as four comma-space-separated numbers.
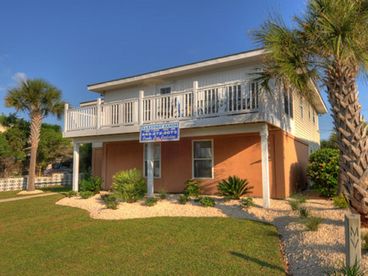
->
0, 0, 367, 140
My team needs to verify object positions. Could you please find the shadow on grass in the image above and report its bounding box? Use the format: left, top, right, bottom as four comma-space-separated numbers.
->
229, 251, 285, 273
41, 185, 71, 193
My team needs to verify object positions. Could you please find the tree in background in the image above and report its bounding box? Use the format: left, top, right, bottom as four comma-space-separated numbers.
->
321, 132, 338, 149
5, 79, 64, 191
255, 0, 368, 223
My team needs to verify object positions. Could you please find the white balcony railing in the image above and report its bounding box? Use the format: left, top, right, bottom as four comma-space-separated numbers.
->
64, 80, 260, 133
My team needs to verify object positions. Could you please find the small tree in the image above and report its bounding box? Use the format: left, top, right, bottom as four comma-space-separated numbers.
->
5, 79, 64, 191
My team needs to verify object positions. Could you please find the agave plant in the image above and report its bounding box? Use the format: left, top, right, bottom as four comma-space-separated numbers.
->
217, 176, 253, 199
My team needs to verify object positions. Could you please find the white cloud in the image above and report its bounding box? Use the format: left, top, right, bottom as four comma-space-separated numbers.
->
12, 72, 27, 84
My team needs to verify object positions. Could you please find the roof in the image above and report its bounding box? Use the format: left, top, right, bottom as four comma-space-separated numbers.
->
87, 48, 266, 92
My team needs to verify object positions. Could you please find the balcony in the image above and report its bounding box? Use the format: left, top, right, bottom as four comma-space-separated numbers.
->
64, 81, 262, 138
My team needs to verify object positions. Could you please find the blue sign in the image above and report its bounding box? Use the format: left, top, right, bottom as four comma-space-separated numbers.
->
140, 122, 180, 142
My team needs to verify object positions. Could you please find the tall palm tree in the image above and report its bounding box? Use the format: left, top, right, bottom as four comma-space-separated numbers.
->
255, 0, 368, 223
5, 79, 64, 191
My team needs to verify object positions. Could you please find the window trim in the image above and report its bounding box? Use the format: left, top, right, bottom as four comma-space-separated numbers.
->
192, 139, 214, 180
143, 143, 162, 179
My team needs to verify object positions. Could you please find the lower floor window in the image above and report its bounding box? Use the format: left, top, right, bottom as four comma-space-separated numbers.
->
144, 143, 161, 178
193, 140, 213, 178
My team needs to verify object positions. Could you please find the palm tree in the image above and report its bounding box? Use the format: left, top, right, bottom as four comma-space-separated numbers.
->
255, 0, 368, 223
5, 79, 64, 191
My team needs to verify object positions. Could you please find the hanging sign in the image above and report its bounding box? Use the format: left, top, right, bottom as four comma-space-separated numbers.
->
139, 122, 180, 142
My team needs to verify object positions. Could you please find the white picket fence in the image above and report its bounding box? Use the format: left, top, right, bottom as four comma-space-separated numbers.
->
0, 173, 72, 192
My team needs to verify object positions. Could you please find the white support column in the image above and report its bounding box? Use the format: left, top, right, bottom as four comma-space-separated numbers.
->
260, 124, 270, 208
146, 142, 154, 197
193, 81, 198, 117
138, 90, 144, 125
72, 142, 80, 192
64, 103, 69, 132
96, 98, 102, 129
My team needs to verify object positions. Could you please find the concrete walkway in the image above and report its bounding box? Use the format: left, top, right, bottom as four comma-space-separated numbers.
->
0, 192, 58, 203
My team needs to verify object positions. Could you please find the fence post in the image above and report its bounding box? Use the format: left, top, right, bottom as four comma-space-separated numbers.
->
345, 213, 361, 268
138, 90, 144, 125
96, 98, 102, 129
193, 81, 198, 117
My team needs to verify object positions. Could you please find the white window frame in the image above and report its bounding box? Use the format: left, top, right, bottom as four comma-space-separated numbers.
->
192, 139, 214, 179
143, 143, 161, 179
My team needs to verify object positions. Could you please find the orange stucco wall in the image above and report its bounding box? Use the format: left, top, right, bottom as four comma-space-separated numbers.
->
91, 128, 310, 198
92, 148, 103, 178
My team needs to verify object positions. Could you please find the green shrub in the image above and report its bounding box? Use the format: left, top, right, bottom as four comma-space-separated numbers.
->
217, 176, 253, 199
299, 207, 309, 218
240, 197, 254, 208
112, 169, 146, 203
184, 179, 200, 198
145, 197, 158, 207
102, 194, 119, 210
199, 196, 215, 207
80, 175, 103, 193
178, 195, 188, 204
362, 232, 368, 251
333, 195, 349, 209
288, 200, 301, 211
307, 148, 339, 197
304, 216, 322, 231
329, 262, 365, 276
158, 190, 167, 200
63, 191, 77, 198
291, 193, 306, 204
79, 191, 94, 199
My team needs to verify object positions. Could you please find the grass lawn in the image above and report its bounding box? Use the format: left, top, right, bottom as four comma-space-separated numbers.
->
0, 186, 71, 200
0, 195, 285, 275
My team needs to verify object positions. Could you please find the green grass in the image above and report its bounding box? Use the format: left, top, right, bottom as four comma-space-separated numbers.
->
0, 186, 71, 200
0, 190, 22, 199
0, 195, 285, 275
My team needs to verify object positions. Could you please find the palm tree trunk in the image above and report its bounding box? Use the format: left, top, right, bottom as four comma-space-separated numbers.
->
27, 113, 42, 191
327, 62, 368, 225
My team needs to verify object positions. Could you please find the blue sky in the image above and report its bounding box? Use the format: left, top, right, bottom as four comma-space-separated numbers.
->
0, 0, 367, 139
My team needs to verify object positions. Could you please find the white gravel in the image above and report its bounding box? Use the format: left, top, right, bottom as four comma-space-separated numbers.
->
56, 194, 367, 275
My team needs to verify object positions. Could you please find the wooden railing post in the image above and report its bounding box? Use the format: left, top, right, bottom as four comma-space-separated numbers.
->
139, 90, 144, 125
96, 98, 102, 129
64, 103, 69, 132
193, 81, 198, 117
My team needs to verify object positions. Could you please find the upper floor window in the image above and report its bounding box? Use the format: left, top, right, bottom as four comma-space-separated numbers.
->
313, 109, 316, 124
144, 143, 161, 178
284, 89, 294, 118
308, 105, 311, 121
160, 87, 171, 95
300, 96, 304, 119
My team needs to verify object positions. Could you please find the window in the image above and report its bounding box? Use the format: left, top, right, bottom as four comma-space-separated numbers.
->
160, 87, 171, 95
144, 143, 161, 178
313, 109, 316, 124
308, 105, 311, 120
300, 96, 304, 119
193, 140, 213, 178
284, 90, 294, 118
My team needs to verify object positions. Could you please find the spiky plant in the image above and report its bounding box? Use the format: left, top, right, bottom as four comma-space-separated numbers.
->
5, 79, 64, 191
254, 0, 368, 224
217, 176, 253, 199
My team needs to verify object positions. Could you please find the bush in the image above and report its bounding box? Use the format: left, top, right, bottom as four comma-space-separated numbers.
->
112, 169, 146, 203
333, 195, 349, 209
304, 216, 322, 231
330, 262, 365, 276
184, 179, 200, 198
158, 190, 167, 200
80, 175, 103, 193
178, 195, 188, 205
199, 196, 215, 207
299, 207, 309, 218
217, 176, 253, 199
240, 197, 254, 208
291, 193, 306, 204
63, 191, 77, 198
307, 148, 339, 197
79, 191, 94, 199
145, 197, 158, 207
288, 200, 301, 211
102, 194, 119, 209
362, 232, 368, 251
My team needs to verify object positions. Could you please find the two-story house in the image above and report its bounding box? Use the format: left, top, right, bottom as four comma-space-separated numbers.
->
63, 48, 327, 207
